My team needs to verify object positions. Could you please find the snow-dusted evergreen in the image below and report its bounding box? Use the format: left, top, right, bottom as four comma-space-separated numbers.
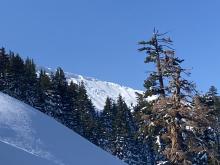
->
137, 30, 220, 164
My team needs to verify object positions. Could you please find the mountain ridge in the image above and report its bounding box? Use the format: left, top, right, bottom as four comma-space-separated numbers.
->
37, 66, 143, 110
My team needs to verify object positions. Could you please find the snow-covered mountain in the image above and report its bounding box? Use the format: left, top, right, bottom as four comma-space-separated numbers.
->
65, 72, 143, 110
0, 92, 126, 165
39, 67, 143, 110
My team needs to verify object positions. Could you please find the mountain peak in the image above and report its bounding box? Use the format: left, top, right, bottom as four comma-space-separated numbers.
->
65, 72, 142, 110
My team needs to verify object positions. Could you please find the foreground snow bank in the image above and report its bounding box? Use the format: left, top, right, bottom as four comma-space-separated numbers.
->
0, 92, 126, 165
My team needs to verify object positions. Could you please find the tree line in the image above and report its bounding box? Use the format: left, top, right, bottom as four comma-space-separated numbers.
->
0, 48, 149, 164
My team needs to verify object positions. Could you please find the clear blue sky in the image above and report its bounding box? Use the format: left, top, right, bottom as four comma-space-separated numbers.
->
0, 0, 219, 93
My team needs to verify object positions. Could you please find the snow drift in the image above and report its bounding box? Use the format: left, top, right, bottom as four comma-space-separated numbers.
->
0, 92, 126, 165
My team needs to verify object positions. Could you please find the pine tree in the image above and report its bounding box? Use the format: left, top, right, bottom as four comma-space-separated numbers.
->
63, 81, 79, 129
5, 53, 25, 99
112, 95, 136, 163
76, 82, 98, 144
138, 29, 174, 98
38, 69, 52, 112
23, 58, 38, 106
138, 30, 219, 164
204, 86, 218, 109
47, 67, 68, 119
204, 86, 220, 159
100, 97, 116, 152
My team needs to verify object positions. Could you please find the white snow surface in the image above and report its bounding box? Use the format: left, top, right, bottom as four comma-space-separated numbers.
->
39, 67, 143, 110
65, 72, 143, 110
0, 92, 126, 165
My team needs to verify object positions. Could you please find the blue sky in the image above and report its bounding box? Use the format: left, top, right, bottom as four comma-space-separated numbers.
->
0, 0, 219, 93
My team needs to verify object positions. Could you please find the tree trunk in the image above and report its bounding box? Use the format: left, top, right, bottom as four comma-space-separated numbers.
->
174, 68, 181, 104
155, 36, 165, 98
169, 124, 183, 164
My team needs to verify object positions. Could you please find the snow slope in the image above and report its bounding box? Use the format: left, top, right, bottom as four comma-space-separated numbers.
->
65, 72, 143, 110
0, 92, 126, 165
39, 67, 143, 110
0, 141, 55, 165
